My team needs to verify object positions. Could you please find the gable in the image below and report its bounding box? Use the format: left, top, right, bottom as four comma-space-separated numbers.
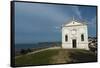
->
63, 20, 87, 27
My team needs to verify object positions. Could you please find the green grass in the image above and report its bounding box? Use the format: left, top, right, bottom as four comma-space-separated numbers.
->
15, 49, 60, 66
15, 49, 97, 66
66, 49, 97, 63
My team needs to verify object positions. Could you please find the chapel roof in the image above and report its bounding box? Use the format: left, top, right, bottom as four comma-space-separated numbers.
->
62, 17, 87, 27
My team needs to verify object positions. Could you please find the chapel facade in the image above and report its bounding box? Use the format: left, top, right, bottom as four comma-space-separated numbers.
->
62, 18, 89, 50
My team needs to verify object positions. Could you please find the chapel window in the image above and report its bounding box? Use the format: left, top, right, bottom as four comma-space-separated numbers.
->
81, 34, 84, 41
65, 35, 68, 41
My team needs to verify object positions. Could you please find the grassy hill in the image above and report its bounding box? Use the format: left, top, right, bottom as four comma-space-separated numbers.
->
15, 49, 97, 67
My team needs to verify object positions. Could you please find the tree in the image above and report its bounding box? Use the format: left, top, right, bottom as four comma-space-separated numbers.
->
27, 48, 32, 52
20, 49, 28, 55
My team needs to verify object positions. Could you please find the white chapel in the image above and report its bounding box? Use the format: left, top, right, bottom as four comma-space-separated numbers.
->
62, 18, 89, 50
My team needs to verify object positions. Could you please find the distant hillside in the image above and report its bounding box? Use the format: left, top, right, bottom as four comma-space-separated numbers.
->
15, 49, 97, 67
15, 42, 61, 50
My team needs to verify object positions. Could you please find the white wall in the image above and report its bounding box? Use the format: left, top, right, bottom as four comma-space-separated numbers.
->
62, 21, 88, 50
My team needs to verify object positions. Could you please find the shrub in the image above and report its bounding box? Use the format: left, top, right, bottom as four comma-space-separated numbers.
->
20, 49, 28, 55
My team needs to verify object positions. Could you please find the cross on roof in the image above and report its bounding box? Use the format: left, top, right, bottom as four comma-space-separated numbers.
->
72, 16, 75, 21
72, 16, 75, 24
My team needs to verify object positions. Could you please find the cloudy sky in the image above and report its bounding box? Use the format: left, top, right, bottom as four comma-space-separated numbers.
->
14, 2, 97, 44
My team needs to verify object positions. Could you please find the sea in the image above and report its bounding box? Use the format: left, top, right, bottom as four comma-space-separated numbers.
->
15, 43, 54, 51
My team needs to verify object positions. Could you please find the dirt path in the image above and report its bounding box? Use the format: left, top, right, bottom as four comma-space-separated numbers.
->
50, 49, 72, 64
